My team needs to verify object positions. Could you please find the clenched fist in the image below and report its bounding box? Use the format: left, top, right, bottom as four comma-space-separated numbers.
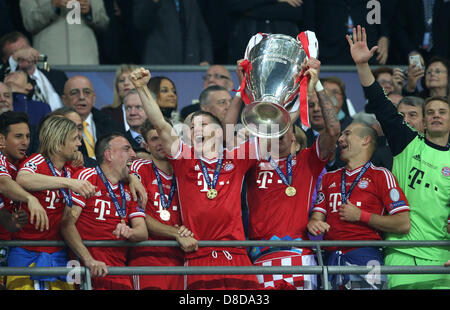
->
129, 68, 151, 88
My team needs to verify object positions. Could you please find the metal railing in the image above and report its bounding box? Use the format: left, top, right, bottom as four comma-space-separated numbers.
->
0, 240, 449, 290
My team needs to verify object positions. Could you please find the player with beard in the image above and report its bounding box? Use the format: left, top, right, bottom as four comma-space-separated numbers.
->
7, 115, 95, 290
60, 133, 148, 290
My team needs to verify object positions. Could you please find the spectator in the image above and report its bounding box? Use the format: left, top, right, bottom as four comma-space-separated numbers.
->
0, 31, 66, 110
348, 24, 450, 289
389, 0, 450, 64
10, 116, 95, 290
404, 56, 449, 99
132, 0, 213, 65
61, 75, 124, 161
372, 67, 402, 95
0, 111, 48, 286
0, 81, 12, 114
313, 0, 394, 65
60, 133, 148, 290
226, 0, 314, 64
308, 121, 410, 290
123, 90, 147, 153
396, 96, 425, 133
321, 77, 354, 130
199, 85, 232, 126
147, 76, 179, 122
130, 67, 261, 290
4, 70, 51, 126
128, 120, 198, 290
246, 67, 340, 290
101, 64, 137, 132
19, 0, 109, 65
387, 93, 403, 107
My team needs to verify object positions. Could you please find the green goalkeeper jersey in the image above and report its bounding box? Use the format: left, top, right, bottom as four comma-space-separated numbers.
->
364, 82, 450, 260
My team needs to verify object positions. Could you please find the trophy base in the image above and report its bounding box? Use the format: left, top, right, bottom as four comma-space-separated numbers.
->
241, 101, 291, 139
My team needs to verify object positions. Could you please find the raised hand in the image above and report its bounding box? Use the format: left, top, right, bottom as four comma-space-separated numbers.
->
346, 25, 378, 65
129, 68, 151, 89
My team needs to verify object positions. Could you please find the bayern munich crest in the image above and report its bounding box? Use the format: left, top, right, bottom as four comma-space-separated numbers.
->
442, 166, 450, 177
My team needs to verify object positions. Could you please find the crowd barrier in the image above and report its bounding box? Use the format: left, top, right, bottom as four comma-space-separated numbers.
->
0, 239, 448, 290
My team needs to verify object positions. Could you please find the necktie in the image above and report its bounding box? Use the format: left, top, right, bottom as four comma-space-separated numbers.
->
135, 134, 144, 146
83, 121, 95, 158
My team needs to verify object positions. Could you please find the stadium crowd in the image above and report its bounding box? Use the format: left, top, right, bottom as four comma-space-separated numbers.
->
0, 0, 448, 290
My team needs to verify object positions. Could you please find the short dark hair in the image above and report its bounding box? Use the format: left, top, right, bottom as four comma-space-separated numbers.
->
199, 85, 229, 107
0, 111, 29, 137
95, 132, 127, 165
0, 31, 30, 60
139, 118, 172, 143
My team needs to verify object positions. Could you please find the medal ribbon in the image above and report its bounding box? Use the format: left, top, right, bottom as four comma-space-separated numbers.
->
199, 157, 223, 191
151, 161, 176, 211
95, 165, 127, 220
340, 161, 371, 204
46, 159, 72, 207
267, 154, 293, 187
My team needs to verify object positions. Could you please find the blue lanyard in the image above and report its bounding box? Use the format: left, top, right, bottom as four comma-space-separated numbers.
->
151, 161, 176, 210
198, 157, 223, 190
340, 161, 371, 204
46, 159, 72, 207
267, 154, 293, 186
95, 165, 126, 220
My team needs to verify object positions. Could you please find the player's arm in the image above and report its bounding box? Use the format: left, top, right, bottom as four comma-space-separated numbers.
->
112, 216, 148, 242
130, 68, 180, 157
127, 173, 148, 210
16, 170, 96, 199
339, 201, 410, 234
0, 175, 49, 231
347, 25, 416, 155
307, 211, 330, 236
145, 215, 198, 252
301, 59, 340, 160
60, 205, 108, 277
0, 208, 28, 232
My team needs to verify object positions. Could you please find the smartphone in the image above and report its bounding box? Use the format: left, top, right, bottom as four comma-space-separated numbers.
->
409, 54, 423, 70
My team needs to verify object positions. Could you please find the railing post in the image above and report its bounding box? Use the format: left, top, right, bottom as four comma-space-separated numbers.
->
314, 244, 330, 290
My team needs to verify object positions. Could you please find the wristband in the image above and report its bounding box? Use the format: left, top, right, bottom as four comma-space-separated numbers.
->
359, 210, 372, 224
315, 80, 324, 92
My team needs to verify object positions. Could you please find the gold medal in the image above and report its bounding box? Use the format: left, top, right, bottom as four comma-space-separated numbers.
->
207, 188, 218, 199
285, 186, 296, 197
121, 218, 126, 224
160, 209, 171, 221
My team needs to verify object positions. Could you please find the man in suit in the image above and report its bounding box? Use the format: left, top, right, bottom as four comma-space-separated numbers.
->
62, 75, 124, 163
123, 89, 148, 153
0, 31, 67, 111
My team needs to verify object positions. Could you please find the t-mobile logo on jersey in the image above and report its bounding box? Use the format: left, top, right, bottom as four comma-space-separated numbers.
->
196, 172, 229, 192
94, 199, 114, 221
329, 193, 361, 213
153, 192, 178, 213
256, 171, 274, 189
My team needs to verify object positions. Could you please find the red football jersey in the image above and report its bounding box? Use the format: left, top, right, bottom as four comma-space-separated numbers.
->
71, 167, 145, 266
0, 153, 22, 240
128, 158, 183, 264
312, 163, 410, 252
168, 138, 260, 258
15, 153, 74, 253
246, 141, 327, 246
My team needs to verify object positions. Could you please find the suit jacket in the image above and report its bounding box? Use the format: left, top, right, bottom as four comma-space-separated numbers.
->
78, 107, 125, 160
101, 104, 126, 132
133, 0, 213, 64
125, 130, 147, 153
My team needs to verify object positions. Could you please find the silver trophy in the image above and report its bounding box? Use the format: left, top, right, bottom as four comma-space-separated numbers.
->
241, 34, 307, 138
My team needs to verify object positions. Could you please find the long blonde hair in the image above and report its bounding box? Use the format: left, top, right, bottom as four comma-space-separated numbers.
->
108, 64, 138, 108
38, 115, 78, 158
